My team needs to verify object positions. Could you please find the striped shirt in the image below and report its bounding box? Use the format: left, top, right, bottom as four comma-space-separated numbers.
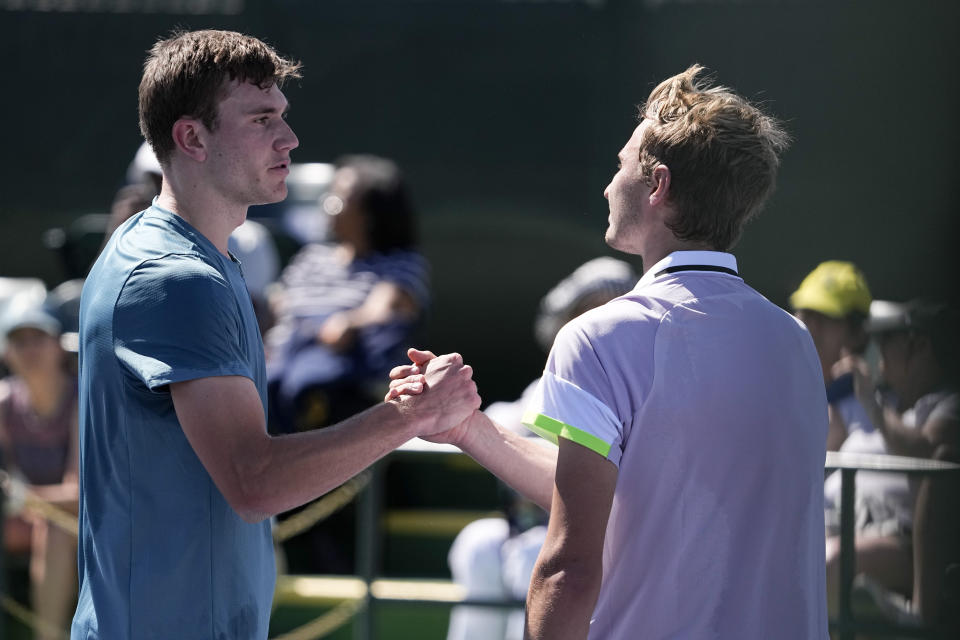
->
266, 243, 429, 350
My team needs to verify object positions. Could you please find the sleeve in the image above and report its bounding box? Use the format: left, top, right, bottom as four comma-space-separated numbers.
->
113, 255, 252, 391
928, 393, 959, 423
521, 320, 625, 467
382, 251, 430, 309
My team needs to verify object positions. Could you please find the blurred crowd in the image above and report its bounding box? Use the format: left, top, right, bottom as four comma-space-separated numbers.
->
1, 143, 958, 638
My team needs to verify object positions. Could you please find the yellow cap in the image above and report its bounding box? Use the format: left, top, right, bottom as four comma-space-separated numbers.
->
790, 261, 872, 319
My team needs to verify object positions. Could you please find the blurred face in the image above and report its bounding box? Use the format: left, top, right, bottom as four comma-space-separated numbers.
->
3, 328, 63, 378
203, 80, 299, 207
795, 309, 855, 380
324, 168, 368, 250
603, 120, 652, 254
875, 331, 913, 395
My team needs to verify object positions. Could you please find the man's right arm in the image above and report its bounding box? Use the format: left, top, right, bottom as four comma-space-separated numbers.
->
171, 353, 479, 523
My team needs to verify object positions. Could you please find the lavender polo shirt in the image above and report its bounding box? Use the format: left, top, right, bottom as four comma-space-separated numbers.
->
523, 251, 828, 640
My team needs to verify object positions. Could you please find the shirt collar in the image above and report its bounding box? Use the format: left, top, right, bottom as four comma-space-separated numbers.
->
636, 251, 739, 288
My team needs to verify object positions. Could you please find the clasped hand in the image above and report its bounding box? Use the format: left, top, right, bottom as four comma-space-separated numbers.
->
385, 348, 481, 443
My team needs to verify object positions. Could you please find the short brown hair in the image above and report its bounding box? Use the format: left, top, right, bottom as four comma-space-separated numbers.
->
638, 65, 789, 251
138, 29, 302, 164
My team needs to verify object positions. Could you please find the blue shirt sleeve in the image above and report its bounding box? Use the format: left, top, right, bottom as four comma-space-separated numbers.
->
381, 251, 430, 309
113, 254, 252, 390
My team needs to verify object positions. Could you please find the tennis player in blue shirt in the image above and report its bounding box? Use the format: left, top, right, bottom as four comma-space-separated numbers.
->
72, 29, 480, 639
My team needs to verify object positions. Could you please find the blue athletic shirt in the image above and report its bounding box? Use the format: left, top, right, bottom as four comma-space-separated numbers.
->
72, 204, 274, 639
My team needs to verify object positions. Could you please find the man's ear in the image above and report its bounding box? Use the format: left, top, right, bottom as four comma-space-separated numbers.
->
171, 118, 207, 163
649, 164, 671, 206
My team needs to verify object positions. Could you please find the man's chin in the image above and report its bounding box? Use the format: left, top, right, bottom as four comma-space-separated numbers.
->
604, 231, 641, 256
254, 185, 289, 206
604, 229, 623, 251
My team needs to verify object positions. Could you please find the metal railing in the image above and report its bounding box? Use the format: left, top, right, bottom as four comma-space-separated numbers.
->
4, 445, 957, 639
825, 451, 959, 640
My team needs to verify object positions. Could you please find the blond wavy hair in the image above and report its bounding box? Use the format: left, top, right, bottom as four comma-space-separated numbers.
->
639, 65, 789, 250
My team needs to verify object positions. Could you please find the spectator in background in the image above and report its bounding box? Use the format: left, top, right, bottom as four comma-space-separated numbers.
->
104, 141, 165, 241
0, 297, 79, 640
229, 215, 281, 333
790, 260, 874, 451
266, 154, 429, 433
825, 299, 959, 625
448, 257, 637, 640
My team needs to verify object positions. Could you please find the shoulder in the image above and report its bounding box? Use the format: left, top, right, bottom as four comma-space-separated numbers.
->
114, 209, 202, 256
373, 250, 430, 299
125, 253, 228, 294
100, 210, 229, 291
548, 296, 663, 372
926, 391, 960, 422
557, 293, 671, 346
374, 249, 428, 273
116, 254, 235, 320
281, 243, 341, 281
292, 242, 337, 262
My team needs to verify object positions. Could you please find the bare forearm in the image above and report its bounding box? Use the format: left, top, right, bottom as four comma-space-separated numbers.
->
353, 283, 418, 328
239, 402, 420, 520
29, 482, 79, 511
177, 355, 478, 523
458, 411, 557, 511
869, 404, 936, 458
525, 560, 600, 639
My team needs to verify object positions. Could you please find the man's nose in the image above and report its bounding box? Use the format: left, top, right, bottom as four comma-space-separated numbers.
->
277, 121, 299, 152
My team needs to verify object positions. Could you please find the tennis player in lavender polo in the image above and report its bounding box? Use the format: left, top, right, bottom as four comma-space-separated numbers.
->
389, 66, 829, 639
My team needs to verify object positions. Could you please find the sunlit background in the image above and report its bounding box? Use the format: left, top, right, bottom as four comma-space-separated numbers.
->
1, 2, 958, 638
2, 0, 958, 400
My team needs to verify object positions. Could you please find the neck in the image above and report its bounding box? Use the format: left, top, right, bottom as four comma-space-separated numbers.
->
156, 171, 246, 256
638, 229, 717, 276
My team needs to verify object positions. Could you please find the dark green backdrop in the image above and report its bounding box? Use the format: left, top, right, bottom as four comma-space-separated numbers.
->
2, 0, 957, 401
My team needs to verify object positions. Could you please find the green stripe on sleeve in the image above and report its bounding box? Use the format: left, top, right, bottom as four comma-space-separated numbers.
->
521, 411, 612, 458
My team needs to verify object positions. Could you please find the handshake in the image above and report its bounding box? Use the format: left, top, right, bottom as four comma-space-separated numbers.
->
384, 347, 483, 446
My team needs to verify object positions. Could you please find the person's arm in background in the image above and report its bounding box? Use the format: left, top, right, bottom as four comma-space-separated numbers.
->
28, 399, 79, 512
826, 405, 848, 452
320, 281, 419, 351
851, 359, 958, 458
525, 439, 617, 640
172, 352, 479, 523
